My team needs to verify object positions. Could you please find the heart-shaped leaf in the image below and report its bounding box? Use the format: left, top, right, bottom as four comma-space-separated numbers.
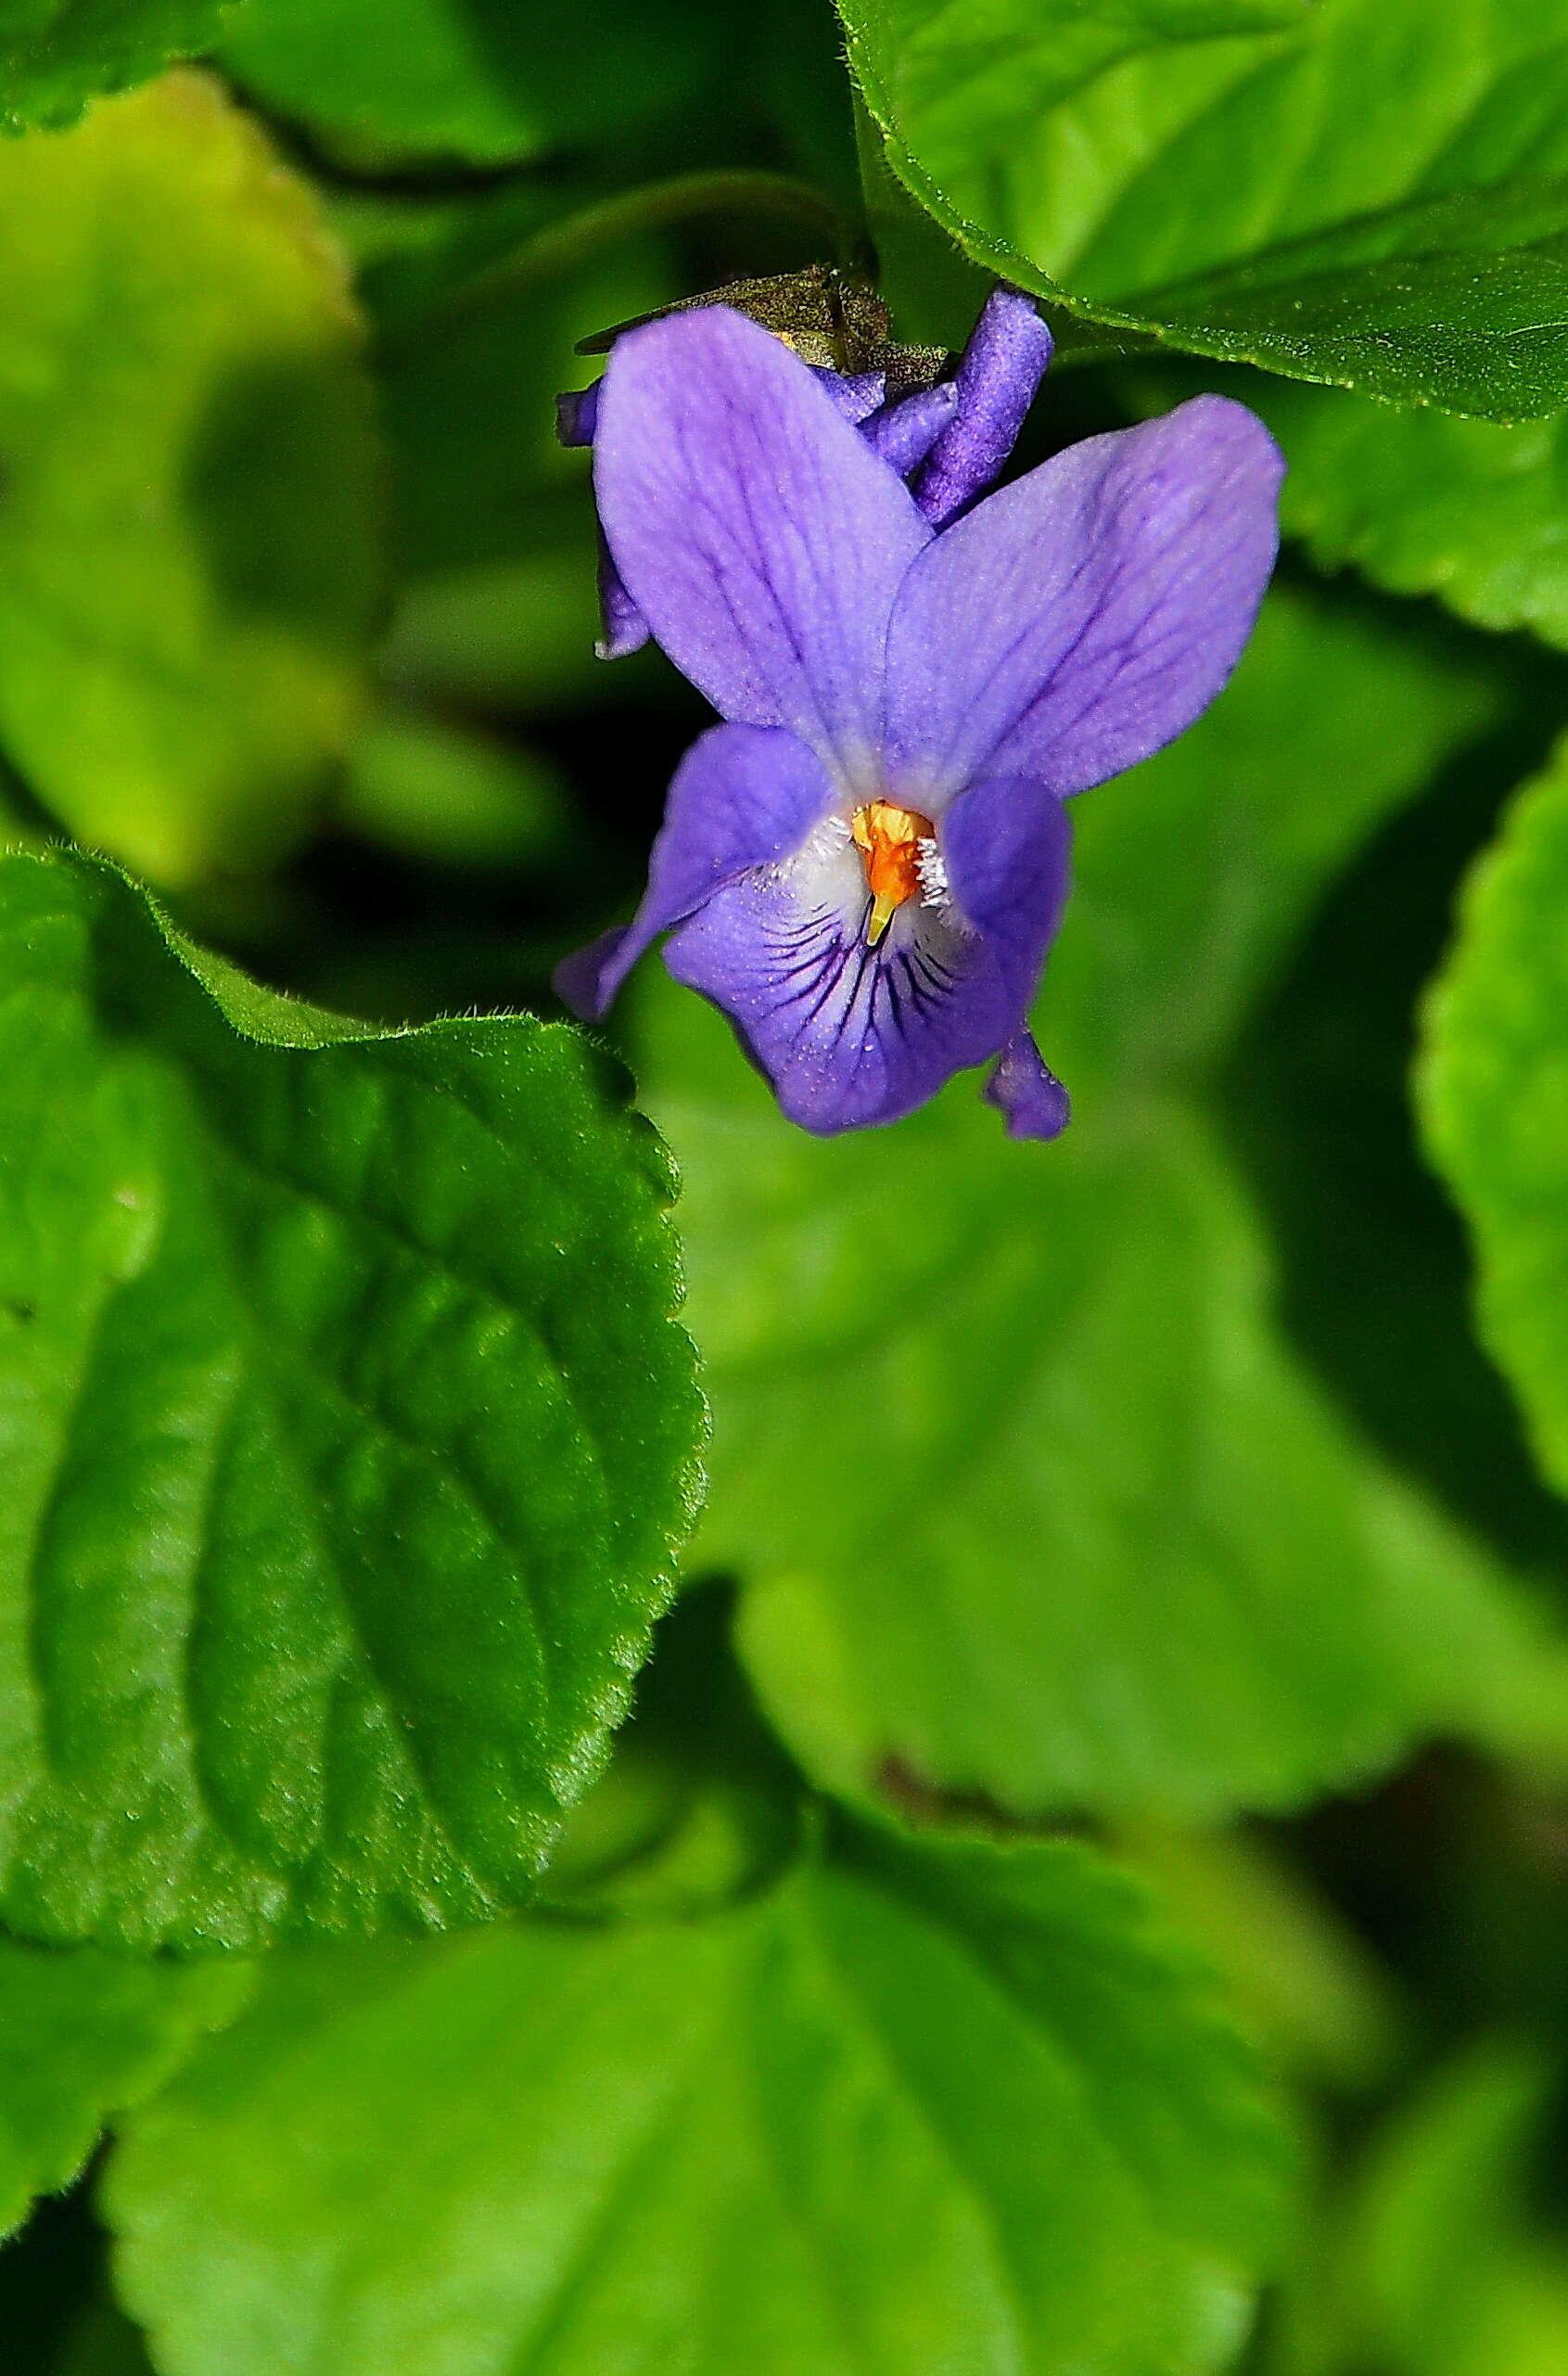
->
0, 850, 703, 1950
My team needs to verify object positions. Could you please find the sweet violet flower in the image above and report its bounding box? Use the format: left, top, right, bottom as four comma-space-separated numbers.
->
556, 297, 1283, 1139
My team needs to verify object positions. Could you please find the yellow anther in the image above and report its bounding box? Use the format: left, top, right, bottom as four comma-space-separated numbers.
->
850, 801, 934, 945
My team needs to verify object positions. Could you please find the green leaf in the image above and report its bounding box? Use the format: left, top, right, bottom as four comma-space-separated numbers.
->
105, 1815, 1294, 2376
381, 547, 615, 717
377, 527, 706, 729
1421, 737, 1568, 1506
0, 849, 704, 1950
839, 0, 1568, 419
635, 589, 1568, 1821
0, 72, 381, 886
221, 0, 730, 168
0, 0, 231, 130
0, 1936, 246, 2241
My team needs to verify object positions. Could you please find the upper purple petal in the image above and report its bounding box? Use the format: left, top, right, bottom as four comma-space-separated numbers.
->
593, 307, 932, 778
883, 394, 1284, 800
553, 721, 833, 1018
914, 287, 1053, 529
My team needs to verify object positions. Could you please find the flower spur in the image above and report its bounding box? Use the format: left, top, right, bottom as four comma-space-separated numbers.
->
556, 299, 1283, 1139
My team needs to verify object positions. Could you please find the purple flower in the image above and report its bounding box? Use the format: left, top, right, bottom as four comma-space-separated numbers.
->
556, 298, 1282, 1139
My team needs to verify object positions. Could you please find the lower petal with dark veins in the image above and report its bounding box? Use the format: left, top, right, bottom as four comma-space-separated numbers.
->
662, 845, 1026, 1134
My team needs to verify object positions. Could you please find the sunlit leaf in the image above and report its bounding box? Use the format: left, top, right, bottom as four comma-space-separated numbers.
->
841, 0, 1568, 418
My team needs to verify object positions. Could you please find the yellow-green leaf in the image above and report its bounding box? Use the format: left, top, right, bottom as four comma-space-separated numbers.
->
0, 73, 382, 884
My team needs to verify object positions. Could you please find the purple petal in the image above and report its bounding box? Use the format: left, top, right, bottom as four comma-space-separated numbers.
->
595, 538, 650, 660
885, 395, 1284, 800
914, 287, 1053, 529
862, 381, 960, 476
553, 722, 833, 1019
984, 1031, 1071, 1140
663, 821, 1027, 1134
811, 365, 886, 424
939, 775, 1073, 1009
594, 307, 932, 776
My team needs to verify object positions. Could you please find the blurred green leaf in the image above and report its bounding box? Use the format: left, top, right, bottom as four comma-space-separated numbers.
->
106, 1815, 1294, 2376
841, 0, 1568, 418
353, 168, 848, 582
0, 1940, 245, 2241
1112, 1820, 1404, 2094
1421, 736, 1568, 1507
0, 0, 232, 130
380, 538, 699, 722
222, 0, 733, 167
757, 0, 862, 207
0, 849, 703, 1950
382, 544, 611, 715
1346, 2043, 1568, 2376
634, 589, 1568, 1821
338, 706, 574, 872
366, 189, 673, 580
0, 72, 381, 886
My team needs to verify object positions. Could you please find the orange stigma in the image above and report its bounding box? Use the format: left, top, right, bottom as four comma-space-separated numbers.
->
850, 801, 936, 945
